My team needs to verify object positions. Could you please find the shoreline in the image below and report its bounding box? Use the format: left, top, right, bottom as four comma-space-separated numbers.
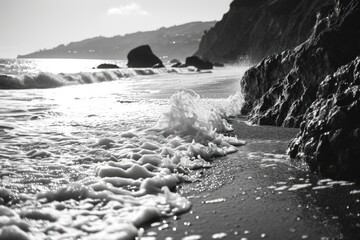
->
143, 120, 360, 239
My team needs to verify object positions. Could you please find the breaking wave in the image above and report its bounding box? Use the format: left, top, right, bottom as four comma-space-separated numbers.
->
0, 67, 193, 90
0, 89, 245, 239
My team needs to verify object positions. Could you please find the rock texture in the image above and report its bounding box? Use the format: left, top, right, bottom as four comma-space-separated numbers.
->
288, 56, 360, 180
127, 45, 164, 68
240, 0, 360, 128
185, 56, 213, 70
195, 0, 333, 63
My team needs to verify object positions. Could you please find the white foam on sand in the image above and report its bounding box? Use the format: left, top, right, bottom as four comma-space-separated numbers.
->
204, 198, 227, 204
288, 183, 312, 191
0, 90, 245, 239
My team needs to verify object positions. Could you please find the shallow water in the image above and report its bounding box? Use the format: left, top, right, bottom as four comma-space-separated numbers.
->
0, 60, 249, 239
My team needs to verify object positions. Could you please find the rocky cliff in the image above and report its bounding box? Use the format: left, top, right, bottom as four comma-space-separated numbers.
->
195, 0, 333, 63
240, 0, 360, 128
288, 56, 360, 180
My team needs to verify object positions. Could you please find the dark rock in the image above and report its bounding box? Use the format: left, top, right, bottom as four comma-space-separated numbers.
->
195, 0, 333, 63
170, 59, 181, 64
288, 56, 360, 180
240, 0, 360, 127
214, 62, 225, 67
96, 63, 120, 69
127, 45, 164, 68
185, 56, 213, 70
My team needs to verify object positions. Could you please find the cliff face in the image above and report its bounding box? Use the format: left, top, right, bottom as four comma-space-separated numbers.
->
237, 0, 360, 180
288, 56, 360, 180
195, 0, 333, 63
240, 0, 360, 128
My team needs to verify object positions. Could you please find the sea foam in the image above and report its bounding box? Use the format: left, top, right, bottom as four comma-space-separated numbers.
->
0, 89, 245, 239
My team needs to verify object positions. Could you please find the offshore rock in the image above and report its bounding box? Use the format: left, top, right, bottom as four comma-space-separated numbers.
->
214, 62, 225, 67
127, 45, 164, 68
195, 0, 333, 63
185, 56, 213, 70
288, 56, 360, 180
96, 63, 120, 69
240, 0, 360, 127
169, 59, 181, 64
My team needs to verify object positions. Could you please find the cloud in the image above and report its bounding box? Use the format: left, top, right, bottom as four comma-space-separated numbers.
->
107, 3, 149, 16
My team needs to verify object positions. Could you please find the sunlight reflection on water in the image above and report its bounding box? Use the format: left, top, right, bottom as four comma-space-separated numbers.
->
0, 63, 250, 239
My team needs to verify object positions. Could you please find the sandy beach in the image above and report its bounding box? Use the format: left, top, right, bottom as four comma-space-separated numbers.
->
144, 119, 360, 240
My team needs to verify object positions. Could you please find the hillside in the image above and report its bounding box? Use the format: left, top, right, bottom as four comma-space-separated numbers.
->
195, 0, 333, 63
18, 21, 216, 61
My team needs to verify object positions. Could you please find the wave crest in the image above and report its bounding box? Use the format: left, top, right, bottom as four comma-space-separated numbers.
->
0, 68, 190, 89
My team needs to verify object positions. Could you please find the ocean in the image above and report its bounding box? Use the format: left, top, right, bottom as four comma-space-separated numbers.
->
0, 58, 247, 239
1, 58, 360, 240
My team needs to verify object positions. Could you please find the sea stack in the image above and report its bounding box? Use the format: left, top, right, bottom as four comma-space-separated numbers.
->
185, 56, 213, 70
127, 45, 164, 68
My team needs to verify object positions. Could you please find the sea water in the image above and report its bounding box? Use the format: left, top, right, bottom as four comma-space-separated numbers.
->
0, 58, 248, 239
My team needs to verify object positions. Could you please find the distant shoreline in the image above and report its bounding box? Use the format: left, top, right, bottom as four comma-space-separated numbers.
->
17, 21, 216, 62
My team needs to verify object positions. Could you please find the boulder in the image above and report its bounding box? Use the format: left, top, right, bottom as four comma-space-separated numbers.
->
169, 59, 181, 64
96, 63, 120, 69
288, 56, 360, 180
127, 45, 164, 68
185, 56, 213, 70
240, 0, 360, 127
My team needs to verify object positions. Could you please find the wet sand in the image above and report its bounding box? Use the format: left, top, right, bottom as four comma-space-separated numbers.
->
143, 119, 360, 239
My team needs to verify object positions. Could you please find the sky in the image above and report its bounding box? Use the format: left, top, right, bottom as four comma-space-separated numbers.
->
0, 0, 232, 58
